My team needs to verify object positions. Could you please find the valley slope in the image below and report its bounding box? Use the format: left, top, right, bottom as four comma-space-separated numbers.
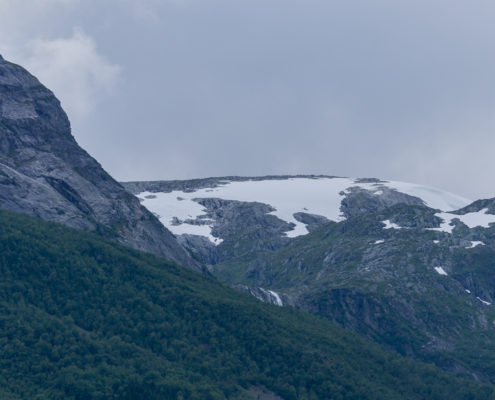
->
123, 176, 495, 381
3, 209, 491, 399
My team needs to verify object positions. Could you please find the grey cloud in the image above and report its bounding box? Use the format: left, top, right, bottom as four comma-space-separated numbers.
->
2, 0, 495, 199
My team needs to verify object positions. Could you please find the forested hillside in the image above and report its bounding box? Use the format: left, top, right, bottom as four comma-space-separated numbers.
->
0, 210, 493, 399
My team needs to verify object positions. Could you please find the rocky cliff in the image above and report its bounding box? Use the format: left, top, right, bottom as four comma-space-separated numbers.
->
0, 55, 199, 270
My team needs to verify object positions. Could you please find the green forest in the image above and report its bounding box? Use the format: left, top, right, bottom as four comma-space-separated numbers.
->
0, 209, 493, 399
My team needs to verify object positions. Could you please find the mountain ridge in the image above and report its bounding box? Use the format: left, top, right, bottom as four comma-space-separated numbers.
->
121, 175, 476, 249
0, 56, 200, 270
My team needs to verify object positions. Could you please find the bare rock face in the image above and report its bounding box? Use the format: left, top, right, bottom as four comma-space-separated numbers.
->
0, 56, 200, 270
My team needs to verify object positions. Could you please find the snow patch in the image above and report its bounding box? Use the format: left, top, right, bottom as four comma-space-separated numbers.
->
382, 220, 402, 230
477, 297, 492, 306
433, 240, 440, 244
466, 241, 485, 249
384, 181, 470, 211
430, 208, 495, 234
373, 239, 385, 244
434, 266, 448, 276
138, 191, 223, 245
465, 289, 471, 294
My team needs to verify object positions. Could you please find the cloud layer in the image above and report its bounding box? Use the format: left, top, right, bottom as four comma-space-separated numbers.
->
24, 29, 120, 118
1, 1, 495, 200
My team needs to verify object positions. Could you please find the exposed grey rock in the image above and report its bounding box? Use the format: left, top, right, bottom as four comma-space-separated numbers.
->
293, 212, 330, 232
122, 174, 340, 194
195, 197, 293, 263
176, 234, 218, 264
353, 177, 386, 184
0, 57, 200, 270
340, 186, 425, 219
454, 198, 495, 215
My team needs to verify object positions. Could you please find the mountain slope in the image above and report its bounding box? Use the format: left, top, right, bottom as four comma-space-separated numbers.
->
123, 175, 471, 246
0, 55, 198, 269
0, 209, 493, 399
122, 176, 472, 266
123, 176, 495, 381
215, 203, 495, 374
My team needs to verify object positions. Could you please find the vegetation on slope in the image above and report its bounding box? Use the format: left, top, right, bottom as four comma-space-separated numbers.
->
213, 205, 495, 381
0, 210, 493, 399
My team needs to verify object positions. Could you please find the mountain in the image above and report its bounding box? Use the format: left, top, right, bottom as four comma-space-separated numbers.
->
0, 55, 198, 270
1, 208, 493, 399
123, 175, 495, 381
2, 53, 494, 396
122, 175, 474, 272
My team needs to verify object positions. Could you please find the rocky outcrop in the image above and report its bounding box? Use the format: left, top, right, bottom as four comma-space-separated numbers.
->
454, 198, 495, 215
340, 186, 425, 218
165, 197, 294, 265
0, 56, 200, 270
122, 174, 339, 195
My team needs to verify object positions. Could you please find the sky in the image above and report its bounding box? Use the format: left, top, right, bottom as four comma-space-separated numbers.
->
1, 0, 494, 200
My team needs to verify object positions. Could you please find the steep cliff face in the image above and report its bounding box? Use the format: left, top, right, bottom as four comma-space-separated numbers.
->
0, 55, 199, 270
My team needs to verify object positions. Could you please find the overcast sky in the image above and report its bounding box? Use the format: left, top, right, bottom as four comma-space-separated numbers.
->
1, 0, 494, 199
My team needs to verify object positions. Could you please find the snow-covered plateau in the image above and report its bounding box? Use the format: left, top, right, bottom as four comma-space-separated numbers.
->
136, 176, 476, 245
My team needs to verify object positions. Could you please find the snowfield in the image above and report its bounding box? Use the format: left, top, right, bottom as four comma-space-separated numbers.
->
383, 181, 470, 212
429, 208, 495, 234
137, 177, 473, 244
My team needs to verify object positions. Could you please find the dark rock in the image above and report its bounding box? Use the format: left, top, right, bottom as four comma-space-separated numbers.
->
195, 197, 292, 263
340, 186, 425, 219
293, 212, 329, 232
454, 198, 495, 215
121, 174, 340, 194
